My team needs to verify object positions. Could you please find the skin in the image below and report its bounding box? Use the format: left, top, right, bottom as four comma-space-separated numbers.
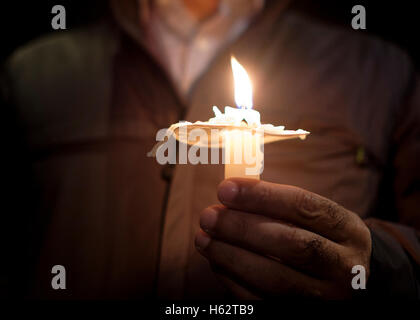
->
183, 0, 220, 21
195, 178, 372, 299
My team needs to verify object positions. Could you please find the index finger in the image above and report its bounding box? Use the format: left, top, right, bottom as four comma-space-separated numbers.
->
217, 178, 356, 243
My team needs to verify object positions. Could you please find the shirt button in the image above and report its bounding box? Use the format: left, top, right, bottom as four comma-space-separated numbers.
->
355, 146, 366, 166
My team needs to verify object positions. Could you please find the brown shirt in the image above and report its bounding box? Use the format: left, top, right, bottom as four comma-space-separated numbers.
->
3, 0, 420, 298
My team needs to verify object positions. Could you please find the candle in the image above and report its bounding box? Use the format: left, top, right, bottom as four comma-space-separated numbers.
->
224, 128, 263, 179
147, 58, 310, 179
223, 57, 263, 180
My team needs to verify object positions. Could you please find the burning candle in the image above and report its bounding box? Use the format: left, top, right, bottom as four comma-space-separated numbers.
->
223, 57, 263, 180
148, 58, 310, 180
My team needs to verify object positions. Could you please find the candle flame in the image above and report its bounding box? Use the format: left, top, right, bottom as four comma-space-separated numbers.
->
231, 56, 253, 109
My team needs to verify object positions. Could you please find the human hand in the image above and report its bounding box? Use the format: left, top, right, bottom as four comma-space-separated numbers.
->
195, 178, 372, 299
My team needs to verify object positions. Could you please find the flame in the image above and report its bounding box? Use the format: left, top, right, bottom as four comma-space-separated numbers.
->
231, 56, 253, 109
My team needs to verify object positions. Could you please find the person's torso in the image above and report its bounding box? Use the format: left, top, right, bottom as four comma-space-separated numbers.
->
6, 6, 412, 298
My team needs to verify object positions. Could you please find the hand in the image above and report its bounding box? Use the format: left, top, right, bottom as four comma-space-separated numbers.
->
195, 178, 372, 299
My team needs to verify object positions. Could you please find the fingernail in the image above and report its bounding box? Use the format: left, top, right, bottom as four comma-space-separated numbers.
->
200, 208, 218, 231
218, 180, 239, 204
195, 231, 211, 250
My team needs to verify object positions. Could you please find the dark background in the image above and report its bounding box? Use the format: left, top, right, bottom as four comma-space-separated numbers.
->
0, 0, 419, 67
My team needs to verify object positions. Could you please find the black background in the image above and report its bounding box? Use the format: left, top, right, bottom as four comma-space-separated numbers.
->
0, 1, 419, 67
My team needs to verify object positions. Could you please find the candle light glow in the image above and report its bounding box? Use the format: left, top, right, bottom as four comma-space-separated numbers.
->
231, 56, 253, 109
224, 57, 263, 179
148, 56, 310, 180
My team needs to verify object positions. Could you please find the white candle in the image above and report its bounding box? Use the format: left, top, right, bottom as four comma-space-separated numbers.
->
223, 57, 262, 179
224, 129, 263, 179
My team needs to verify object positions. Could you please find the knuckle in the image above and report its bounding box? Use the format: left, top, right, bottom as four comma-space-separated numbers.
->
298, 236, 325, 260
289, 230, 325, 261
294, 189, 319, 218
324, 201, 340, 221
295, 189, 310, 211
299, 237, 342, 273
325, 203, 348, 231
303, 237, 323, 255
294, 189, 349, 233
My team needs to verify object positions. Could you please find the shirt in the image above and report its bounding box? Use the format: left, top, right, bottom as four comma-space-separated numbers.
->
3, 0, 420, 299
138, 0, 264, 96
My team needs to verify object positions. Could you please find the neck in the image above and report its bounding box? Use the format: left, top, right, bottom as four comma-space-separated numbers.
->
182, 0, 220, 21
